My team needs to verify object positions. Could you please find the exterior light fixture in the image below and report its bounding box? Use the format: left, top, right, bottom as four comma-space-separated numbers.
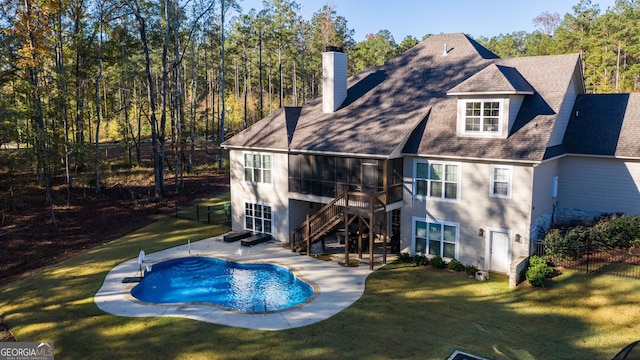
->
478, 229, 484, 237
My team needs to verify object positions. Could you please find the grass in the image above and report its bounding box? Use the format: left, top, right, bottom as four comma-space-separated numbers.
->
2, 195, 640, 359
174, 193, 231, 223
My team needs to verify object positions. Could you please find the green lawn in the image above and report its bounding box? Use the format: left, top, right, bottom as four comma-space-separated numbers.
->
2, 194, 639, 359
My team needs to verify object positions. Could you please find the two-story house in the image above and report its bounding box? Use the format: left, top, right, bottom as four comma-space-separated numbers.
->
222, 33, 640, 283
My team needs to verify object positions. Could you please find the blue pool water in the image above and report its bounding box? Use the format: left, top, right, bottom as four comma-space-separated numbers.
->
130, 257, 313, 312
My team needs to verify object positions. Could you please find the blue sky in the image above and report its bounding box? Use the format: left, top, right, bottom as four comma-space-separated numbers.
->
238, 0, 617, 41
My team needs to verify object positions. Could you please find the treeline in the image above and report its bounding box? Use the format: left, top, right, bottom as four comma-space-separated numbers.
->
0, 0, 637, 207
477, 0, 640, 94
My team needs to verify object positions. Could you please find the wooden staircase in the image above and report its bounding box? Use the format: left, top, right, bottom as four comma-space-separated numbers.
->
290, 190, 387, 254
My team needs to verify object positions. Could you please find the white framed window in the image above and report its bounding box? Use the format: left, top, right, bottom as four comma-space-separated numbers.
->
463, 100, 503, 135
490, 165, 512, 198
244, 202, 272, 234
413, 217, 459, 259
414, 160, 460, 201
244, 153, 272, 184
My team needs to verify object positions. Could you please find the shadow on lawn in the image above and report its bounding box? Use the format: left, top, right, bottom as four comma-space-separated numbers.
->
1, 249, 633, 359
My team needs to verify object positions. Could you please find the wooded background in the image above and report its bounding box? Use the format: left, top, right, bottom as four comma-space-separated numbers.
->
1, 0, 638, 208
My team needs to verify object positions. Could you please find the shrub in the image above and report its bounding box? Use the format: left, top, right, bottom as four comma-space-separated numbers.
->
543, 227, 585, 262
630, 238, 640, 255
526, 255, 553, 287
543, 215, 640, 262
430, 255, 446, 269
414, 254, 429, 266
608, 215, 640, 248
447, 258, 465, 272
588, 216, 611, 250
465, 265, 478, 276
397, 252, 412, 263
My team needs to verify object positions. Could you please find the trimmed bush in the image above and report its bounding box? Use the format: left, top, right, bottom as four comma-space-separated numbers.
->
526, 255, 553, 287
414, 254, 429, 266
447, 258, 465, 272
465, 265, 478, 276
430, 255, 446, 269
397, 252, 412, 263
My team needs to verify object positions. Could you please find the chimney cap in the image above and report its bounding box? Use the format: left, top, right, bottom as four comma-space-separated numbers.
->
325, 45, 343, 53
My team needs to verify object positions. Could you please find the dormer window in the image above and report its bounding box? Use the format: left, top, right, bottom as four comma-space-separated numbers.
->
447, 64, 534, 139
465, 101, 501, 133
461, 99, 503, 135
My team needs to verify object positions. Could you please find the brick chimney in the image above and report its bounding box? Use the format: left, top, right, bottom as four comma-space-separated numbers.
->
322, 46, 347, 113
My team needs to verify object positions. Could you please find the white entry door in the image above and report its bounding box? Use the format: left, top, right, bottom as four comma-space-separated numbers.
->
489, 231, 510, 274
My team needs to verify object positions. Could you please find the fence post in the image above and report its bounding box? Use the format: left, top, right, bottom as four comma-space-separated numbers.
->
175, 202, 178, 218
585, 236, 590, 274
207, 206, 211, 224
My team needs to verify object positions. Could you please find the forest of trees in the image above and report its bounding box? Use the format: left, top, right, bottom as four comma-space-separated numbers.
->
1, 0, 639, 205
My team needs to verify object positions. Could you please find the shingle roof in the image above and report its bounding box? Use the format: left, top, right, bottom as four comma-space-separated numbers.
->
222, 107, 300, 150
224, 33, 586, 163
412, 53, 581, 161
224, 33, 497, 155
287, 33, 497, 156
447, 64, 535, 95
563, 93, 640, 158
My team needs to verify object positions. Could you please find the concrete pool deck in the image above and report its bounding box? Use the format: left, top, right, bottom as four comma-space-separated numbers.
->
94, 235, 379, 331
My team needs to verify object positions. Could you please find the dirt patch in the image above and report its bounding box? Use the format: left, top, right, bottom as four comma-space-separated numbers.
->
0, 317, 15, 342
0, 173, 229, 286
0, 173, 229, 341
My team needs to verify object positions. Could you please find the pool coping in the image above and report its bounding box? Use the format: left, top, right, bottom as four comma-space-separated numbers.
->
94, 235, 375, 330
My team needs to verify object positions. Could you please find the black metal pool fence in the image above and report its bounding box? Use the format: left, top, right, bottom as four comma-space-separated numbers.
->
534, 240, 640, 279
173, 201, 231, 224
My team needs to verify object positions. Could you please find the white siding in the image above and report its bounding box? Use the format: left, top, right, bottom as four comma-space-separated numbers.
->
531, 160, 560, 221
322, 51, 347, 113
229, 150, 291, 242
558, 156, 640, 215
401, 157, 534, 271
530, 160, 561, 240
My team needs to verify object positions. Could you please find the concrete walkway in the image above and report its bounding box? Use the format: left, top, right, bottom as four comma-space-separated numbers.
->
94, 235, 377, 331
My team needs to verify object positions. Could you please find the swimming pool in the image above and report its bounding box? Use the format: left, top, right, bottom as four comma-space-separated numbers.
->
130, 257, 313, 312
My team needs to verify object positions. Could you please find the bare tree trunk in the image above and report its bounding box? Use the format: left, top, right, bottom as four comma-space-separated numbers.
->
73, 0, 86, 147
278, 46, 283, 108
24, 0, 56, 224
259, 28, 263, 119
616, 42, 621, 92
268, 66, 272, 114
120, 87, 133, 167
132, 80, 141, 165
94, 8, 103, 195
188, 45, 198, 174
234, 57, 239, 100
56, 3, 72, 200
204, 48, 210, 154
243, 58, 247, 128
129, 0, 163, 198
218, 0, 226, 170
292, 61, 297, 106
